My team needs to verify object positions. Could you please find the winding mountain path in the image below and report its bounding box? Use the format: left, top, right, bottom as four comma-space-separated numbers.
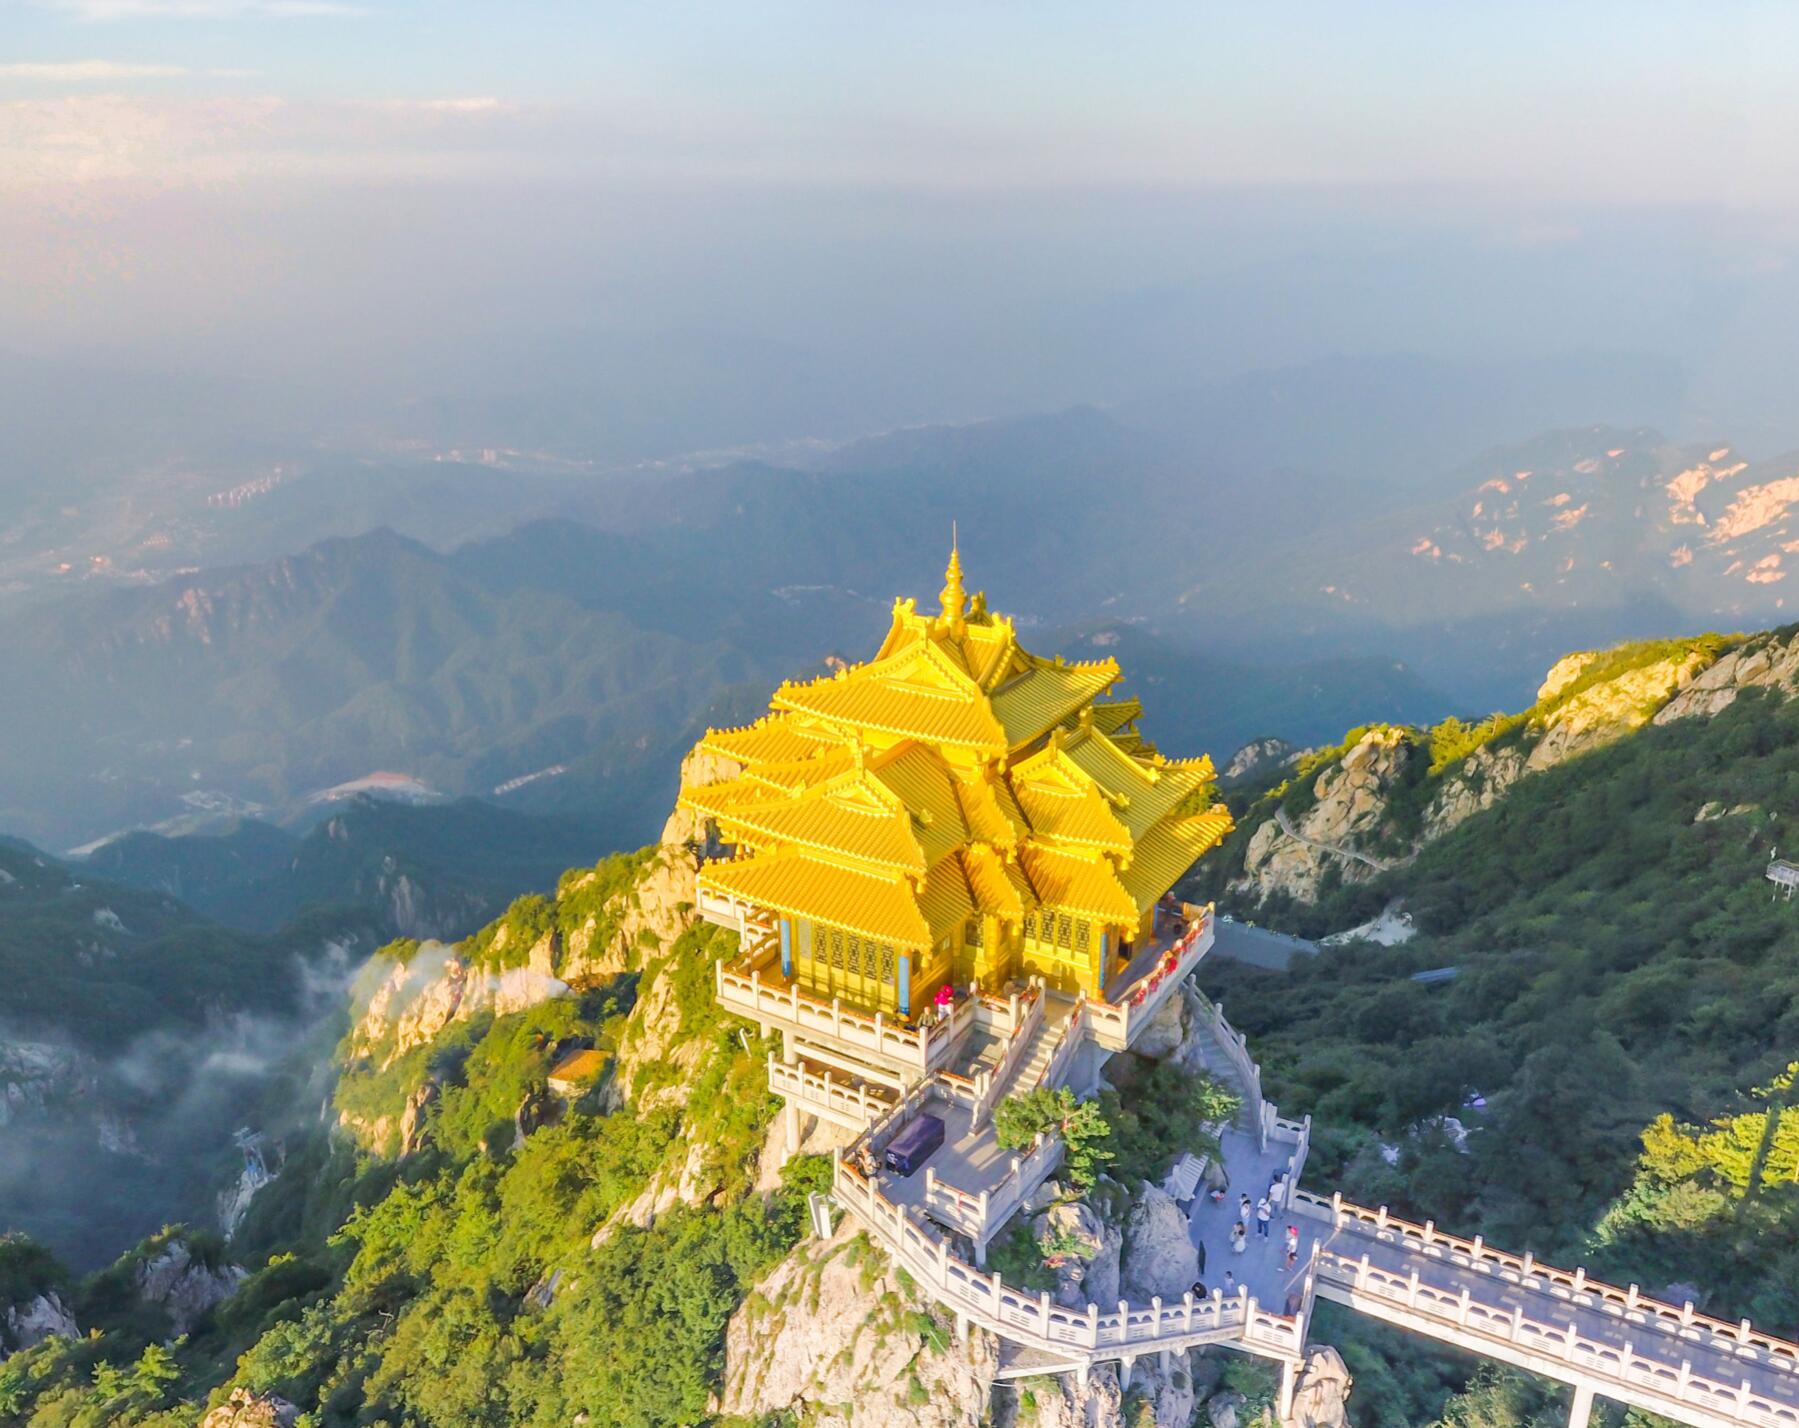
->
1273, 806, 1398, 873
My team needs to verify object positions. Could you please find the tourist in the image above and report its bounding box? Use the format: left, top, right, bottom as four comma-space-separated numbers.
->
1239, 1194, 1253, 1226
1190, 1279, 1207, 1299
1223, 1270, 1236, 1295
1255, 1195, 1272, 1239
1284, 1225, 1300, 1268
1230, 1221, 1247, 1255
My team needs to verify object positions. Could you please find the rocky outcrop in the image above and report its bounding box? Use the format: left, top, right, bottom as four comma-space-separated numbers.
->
3, 1291, 77, 1353
722, 1222, 1216, 1428
1032, 1198, 1121, 1309
1120, 1184, 1199, 1303
558, 841, 698, 986
1224, 737, 1296, 785
200, 1388, 299, 1428
1287, 1346, 1352, 1427
1656, 630, 1799, 723
1421, 741, 1528, 839
347, 945, 570, 1069
0, 1042, 94, 1126
1233, 729, 1409, 904
606, 941, 712, 1113
720, 1224, 998, 1428
1526, 648, 1713, 770
135, 1238, 247, 1335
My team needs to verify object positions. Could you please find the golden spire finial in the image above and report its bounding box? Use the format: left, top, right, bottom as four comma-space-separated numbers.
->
940, 525, 966, 621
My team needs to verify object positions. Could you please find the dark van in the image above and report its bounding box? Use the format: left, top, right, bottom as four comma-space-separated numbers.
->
883, 1113, 945, 1176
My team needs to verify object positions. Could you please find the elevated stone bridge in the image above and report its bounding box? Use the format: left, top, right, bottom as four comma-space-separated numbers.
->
826, 976, 1799, 1427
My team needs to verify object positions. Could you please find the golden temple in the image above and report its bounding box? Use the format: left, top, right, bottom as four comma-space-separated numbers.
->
678, 546, 1232, 1016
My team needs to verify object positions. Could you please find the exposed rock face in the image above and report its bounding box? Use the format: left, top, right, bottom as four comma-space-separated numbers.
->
1133, 988, 1189, 1059
3, 1291, 77, 1352
200, 1388, 299, 1428
0, 1042, 93, 1127
348, 945, 570, 1070
1537, 651, 1599, 703
720, 1224, 997, 1428
1013, 1354, 1199, 1428
1224, 737, 1296, 784
558, 842, 698, 986
1120, 1184, 1199, 1303
135, 1239, 247, 1335
1657, 631, 1799, 723
1526, 649, 1712, 770
1287, 1345, 1352, 1427
1032, 1198, 1120, 1309
1422, 741, 1528, 839
1233, 729, 1409, 903
722, 1222, 1209, 1428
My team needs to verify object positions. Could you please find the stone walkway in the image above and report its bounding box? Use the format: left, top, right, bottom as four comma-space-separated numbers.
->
1185, 1124, 1315, 1313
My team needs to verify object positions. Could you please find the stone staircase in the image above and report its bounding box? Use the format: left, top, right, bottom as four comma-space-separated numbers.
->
992, 994, 1074, 1104
1183, 1005, 1258, 1135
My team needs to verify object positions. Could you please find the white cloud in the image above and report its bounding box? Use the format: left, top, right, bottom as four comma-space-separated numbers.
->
0, 60, 190, 79
45, 0, 361, 19
381, 97, 511, 115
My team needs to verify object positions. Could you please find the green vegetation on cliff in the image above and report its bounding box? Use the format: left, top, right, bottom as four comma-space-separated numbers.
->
0, 845, 808, 1428
1199, 681, 1799, 1422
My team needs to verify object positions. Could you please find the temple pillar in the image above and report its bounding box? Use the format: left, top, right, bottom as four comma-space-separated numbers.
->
898, 954, 911, 1016
1117, 1357, 1133, 1390
783, 1103, 800, 1155
780, 919, 793, 978
1567, 1384, 1596, 1428
1277, 1358, 1298, 1421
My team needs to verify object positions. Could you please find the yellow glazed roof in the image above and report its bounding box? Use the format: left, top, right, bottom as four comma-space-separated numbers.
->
702, 851, 931, 946
680, 547, 1231, 946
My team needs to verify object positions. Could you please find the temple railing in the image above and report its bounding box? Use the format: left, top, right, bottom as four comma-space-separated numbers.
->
1307, 1237, 1799, 1427
1085, 905, 1214, 1053
1290, 1191, 1799, 1372
970, 982, 1048, 1126
1190, 988, 1266, 1144
716, 962, 977, 1074
767, 1056, 894, 1129
923, 1132, 1064, 1246
833, 1151, 1303, 1360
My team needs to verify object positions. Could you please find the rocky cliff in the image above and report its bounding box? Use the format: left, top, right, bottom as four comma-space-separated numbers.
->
1223, 633, 1747, 914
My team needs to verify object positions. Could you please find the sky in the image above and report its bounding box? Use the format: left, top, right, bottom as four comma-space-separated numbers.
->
4, 1, 1799, 459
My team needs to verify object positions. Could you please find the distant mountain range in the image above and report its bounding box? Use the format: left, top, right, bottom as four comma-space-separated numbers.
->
79, 795, 603, 939
8, 361, 1791, 853
1178, 427, 1799, 706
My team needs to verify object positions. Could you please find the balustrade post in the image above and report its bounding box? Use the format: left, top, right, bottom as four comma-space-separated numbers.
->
1471, 1234, 1484, 1260
1522, 1250, 1534, 1279
1740, 1319, 1753, 1344
1680, 1300, 1694, 1327
1458, 1288, 1471, 1327
1358, 1253, 1371, 1288
1511, 1306, 1522, 1341
1627, 1284, 1639, 1311
1376, 1204, 1389, 1231
1572, 1267, 1586, 1295
925, 1167, 937, 1198
1183, 1292, 1195, 1331
1408, 1268, 1420, 1308
1087, 1302, 1099, 1347
1151, 1296, 1162, 1336
1038, 1290, 1051, 1333
937, 1239, 949, 1282
1423, 1219, 1434, 1246
1331, 1190, 1343, 1228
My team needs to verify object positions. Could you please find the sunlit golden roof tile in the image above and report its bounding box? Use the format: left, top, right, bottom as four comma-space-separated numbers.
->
701, 852, 930, 946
